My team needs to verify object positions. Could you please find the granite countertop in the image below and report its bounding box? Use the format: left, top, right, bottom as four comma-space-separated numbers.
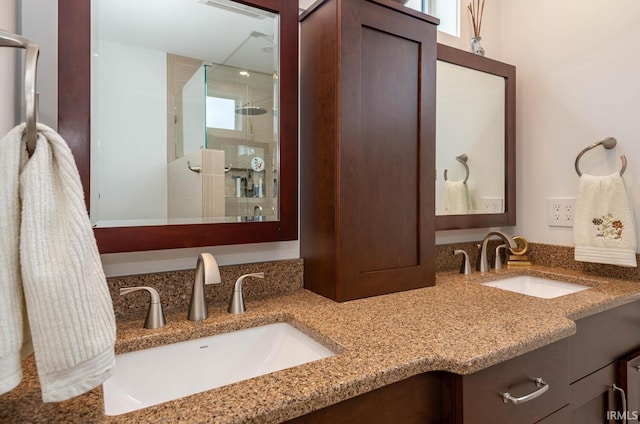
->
3, 265, 640, 423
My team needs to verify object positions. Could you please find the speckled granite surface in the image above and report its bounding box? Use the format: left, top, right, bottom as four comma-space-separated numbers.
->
109, 258, 304, 322
3, 262, 640, 423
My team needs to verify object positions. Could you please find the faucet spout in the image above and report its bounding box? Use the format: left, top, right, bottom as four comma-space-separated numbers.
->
476, 231, 518, 273
188, 253, 222, 322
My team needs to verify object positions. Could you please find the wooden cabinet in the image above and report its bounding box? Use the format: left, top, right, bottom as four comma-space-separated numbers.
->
568, 300, 640, 423
299, 0, 439, 301
443, 339, 570, 424
287, 301, 640, 423
284, 373, 443, 424
620, 351, 640, 423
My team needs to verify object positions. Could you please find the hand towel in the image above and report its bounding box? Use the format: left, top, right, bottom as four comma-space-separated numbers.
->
0, 123, 30, 396
574, 173, 637, 267
0, 123, 117, 402
442, 180, 469, 214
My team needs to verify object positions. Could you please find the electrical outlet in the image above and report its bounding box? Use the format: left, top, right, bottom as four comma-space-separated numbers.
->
547, 198, 576, 227
480, 197, 504, 213
564, 201, 574, 223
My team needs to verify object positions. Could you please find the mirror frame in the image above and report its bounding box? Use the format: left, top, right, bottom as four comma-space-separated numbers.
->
435, 43, 516, 230
58, 0, 298, 253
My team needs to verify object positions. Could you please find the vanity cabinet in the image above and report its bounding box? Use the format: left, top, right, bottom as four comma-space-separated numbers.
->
285, 373, 443, 424
288, 301, 640, 423
443, 339, 570, 424
620, 351, 640, 423
568, 300, 640, 423
299, 0, 438, 301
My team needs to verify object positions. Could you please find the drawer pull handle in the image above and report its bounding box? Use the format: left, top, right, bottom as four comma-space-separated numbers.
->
612, 384, 628, 424
502, 378, 549, 404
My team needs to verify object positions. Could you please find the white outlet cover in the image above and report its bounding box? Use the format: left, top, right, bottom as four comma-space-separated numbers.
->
547, 198, 575, 227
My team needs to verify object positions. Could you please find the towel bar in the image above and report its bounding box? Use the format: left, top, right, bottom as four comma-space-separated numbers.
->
575, 137, 627, 177
0, 29, 40, 157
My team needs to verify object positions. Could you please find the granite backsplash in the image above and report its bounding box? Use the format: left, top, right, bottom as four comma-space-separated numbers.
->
108, 243, 640, 323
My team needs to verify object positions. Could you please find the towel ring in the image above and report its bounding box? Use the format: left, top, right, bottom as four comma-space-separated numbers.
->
575, 137, 627, 177
444, 153, 469, 184
0, 29, 40, 157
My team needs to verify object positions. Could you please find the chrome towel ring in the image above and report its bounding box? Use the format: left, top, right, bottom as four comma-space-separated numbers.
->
575, 137, 627, 177
444, 153, 469, 184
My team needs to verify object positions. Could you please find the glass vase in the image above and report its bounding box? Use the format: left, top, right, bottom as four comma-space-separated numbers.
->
470, 36, 485, 56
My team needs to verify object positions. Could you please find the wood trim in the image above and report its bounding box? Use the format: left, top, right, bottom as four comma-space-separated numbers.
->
58, 0, 298, 253
435, 43, 517, 231
58, 0, 91, 208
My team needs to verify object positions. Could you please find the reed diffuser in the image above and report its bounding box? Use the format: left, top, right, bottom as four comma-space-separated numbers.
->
467, 0, 486, 56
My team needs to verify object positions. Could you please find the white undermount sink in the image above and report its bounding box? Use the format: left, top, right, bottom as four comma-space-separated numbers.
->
103, 322, 335, 415
481, 275, 590, 299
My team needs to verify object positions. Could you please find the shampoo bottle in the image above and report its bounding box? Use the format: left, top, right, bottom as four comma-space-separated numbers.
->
235, 177, 242, 198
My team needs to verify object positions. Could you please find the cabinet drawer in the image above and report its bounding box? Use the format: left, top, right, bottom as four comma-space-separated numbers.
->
537, 405, 570, 423
569, 362, 616, 412
570, 300, 640, 382
451, 339, 569, 424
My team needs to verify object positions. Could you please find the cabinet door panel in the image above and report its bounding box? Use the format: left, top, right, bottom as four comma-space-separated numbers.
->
621, 350, 640, 423
357, 25, 420, 272
338, 0, 436, 300
570, 300, 640, 382
570, 362, 617, 423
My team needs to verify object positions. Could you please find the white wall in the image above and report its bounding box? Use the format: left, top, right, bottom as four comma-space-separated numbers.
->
20, 0, 57, 129
94, 40, 168, 224
499, 0, 640, 248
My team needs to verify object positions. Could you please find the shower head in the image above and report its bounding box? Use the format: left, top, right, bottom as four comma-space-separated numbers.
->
235, 103, 268, 115
250, 31, 274, 43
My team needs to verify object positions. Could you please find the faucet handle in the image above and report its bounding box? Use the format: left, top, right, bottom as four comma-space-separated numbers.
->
453, 250, 472, 275
120, 286, 166, 329
228, 272, 265, 314
494, 244, 507, 270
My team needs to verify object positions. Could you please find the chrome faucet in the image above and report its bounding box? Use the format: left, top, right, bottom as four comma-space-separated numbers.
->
228, 272, 265, 314
120, 286, 166, 329
188, 253, 222, 322
453, 249, 472, 275
477, 231, 518, 272
494, 244, 507, 270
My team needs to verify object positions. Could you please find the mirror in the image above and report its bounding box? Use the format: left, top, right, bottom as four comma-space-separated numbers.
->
435, 43, 516, 230
58, 0, 298, 253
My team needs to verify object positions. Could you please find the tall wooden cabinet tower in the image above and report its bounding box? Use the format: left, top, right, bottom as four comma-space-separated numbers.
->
300, 0, 439, 301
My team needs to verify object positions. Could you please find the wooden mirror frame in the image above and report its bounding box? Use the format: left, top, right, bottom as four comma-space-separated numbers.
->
435, 43, 516, 231
58, 0, 298, 253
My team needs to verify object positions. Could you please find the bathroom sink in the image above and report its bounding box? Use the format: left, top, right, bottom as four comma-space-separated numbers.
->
481, 275, 590, 299
103, 322, 335, 415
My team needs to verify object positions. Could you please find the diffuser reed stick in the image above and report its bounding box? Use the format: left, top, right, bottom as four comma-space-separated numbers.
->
468, 0, 485, 37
